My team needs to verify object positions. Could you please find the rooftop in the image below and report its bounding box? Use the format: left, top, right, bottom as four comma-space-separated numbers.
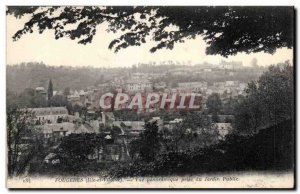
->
28, 107, 68, 116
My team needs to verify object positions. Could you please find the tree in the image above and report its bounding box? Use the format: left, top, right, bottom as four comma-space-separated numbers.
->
138, 122, 160, 162
222, 96, 238, 115
258, 62, 294, 124
112, 125, 122, 135
230, 61, 295, 171
233, 61, 294, 134
211, 113, 219, 123
206, 93, 222, 114
19, 88, 39, 107
56, 133, 104, 172
32, 94, 48, 108
181, 112, 211, 132
161, 112, 218, 152
159, 127, 172, 151
48, 95, 73, 113
128, 139, 142, 159
58, 134, 96, 161
7, 88, 48, 108
114, 109, 139, 121
49, 95, 67, 106
47, 79, 53, 100
7, 106, 44, 176
7, 6, 293, 57
180, 112, 218, 147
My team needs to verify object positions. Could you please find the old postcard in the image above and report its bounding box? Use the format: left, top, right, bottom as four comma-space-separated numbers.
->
6, 6, 295, 189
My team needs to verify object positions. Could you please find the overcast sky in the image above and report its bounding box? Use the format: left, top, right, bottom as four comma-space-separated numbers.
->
7, 14, 293, 68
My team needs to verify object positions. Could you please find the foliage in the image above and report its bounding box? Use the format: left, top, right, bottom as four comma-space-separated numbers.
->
6, 62, 118, 93
233, 61, 294, 133
47, 79, 53, 100
222, 97, 239, 115
132, 122, 161, 162
58, 133, 104, 161
258, 62, 294, 123
48, 95, 73, 113
112, 125, 122, 135
56, 133, 104, 172
211, 113, 219, 122
110, 119, 293, 178
206, 93, 222, 114
113, 109, 140, 121
7, 88, 47, 108
7, 106, 45, 176
6, 86, 73, 113
181, 112, 212, 131
128, 139, 142, 160
7, 6, 293, 57
170, 112, 219, 150
140, 112, 219, 155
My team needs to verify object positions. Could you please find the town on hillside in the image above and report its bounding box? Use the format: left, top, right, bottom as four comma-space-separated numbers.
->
8, 59, 294, 177
6, 6, 294, 189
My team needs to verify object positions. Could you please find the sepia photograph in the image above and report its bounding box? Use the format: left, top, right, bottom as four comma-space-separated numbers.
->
5, 6, 295, 189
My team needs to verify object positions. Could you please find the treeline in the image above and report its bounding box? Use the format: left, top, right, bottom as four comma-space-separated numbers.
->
7, 62, 265, 94
7, 62, 130, 93
6, 62, 184, 93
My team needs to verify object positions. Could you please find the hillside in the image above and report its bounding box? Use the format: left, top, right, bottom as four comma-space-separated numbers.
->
7, 62, 265, 93
6, 63, 127, 93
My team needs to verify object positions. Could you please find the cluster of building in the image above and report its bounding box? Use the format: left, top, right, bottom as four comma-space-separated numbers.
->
29, 105, 233, 165
64, 79, 247, 115
30, 61, 258, 164
29, 106, 146, 164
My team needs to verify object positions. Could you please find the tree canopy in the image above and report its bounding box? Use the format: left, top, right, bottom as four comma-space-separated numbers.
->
7, 6, 294, 57
206, 93, 222, 114
233, 61, 294, 133
7, 106, 44, 176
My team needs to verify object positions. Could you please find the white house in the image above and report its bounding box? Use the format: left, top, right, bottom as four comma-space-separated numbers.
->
178, 82, 208, 92
125, 79, 152, 93
29, 107, 69, 124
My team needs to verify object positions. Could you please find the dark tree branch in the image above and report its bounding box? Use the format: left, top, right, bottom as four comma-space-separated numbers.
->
7, 6, 294, 57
